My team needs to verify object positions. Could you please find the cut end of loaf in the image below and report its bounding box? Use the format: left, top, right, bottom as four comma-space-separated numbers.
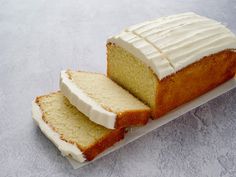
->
107, 43, 158, 110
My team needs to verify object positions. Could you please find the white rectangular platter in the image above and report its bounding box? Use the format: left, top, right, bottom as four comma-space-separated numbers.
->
67, 77, 236, 169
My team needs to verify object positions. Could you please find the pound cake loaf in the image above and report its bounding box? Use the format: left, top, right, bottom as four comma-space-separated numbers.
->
107, 12, 236, 118
32, 92, 125, 162
60, 70, 150, 129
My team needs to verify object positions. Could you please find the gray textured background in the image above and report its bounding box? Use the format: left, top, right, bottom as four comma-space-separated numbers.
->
1, 0, 236, 176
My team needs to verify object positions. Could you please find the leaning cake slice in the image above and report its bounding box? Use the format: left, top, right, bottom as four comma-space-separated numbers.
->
60, 70, 150, 129
32, 92, 125, 162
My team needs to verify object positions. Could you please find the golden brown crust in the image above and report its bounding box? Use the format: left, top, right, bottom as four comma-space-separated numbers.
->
67, 69, 106, 78
82, 128, 126, 161
153, 50, 236, 118
36, 93, 57, 124
115, 110, 150, 128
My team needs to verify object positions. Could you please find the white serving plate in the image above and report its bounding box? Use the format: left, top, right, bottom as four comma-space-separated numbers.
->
67, 77, 236, 169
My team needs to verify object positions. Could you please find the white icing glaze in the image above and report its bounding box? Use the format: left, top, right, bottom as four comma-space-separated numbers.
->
108, 12, 236, 80
60, 71, 117, 129
32, 100, 86, 163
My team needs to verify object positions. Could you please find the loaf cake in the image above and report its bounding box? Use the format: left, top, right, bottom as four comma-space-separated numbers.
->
60, 70, 150, 129
32, 92, 125, 162
107, 12, 236, 118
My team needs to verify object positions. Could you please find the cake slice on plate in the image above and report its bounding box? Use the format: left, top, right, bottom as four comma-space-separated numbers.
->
32, 92, 125, 162
60, 70, 150, 129
107, 12, 236, 118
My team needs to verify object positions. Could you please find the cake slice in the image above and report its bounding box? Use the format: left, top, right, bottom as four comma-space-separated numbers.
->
32, 92, 125, 162
60, 70, 150, 129
107, 12, 236, 118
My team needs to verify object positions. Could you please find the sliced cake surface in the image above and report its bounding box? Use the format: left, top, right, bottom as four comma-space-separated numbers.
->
107, 12, 236, 118
60, 70, 150, 129
32, 92, 125, 162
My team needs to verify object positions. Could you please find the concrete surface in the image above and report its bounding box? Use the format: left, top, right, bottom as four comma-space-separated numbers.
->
0, 0, 236, 176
